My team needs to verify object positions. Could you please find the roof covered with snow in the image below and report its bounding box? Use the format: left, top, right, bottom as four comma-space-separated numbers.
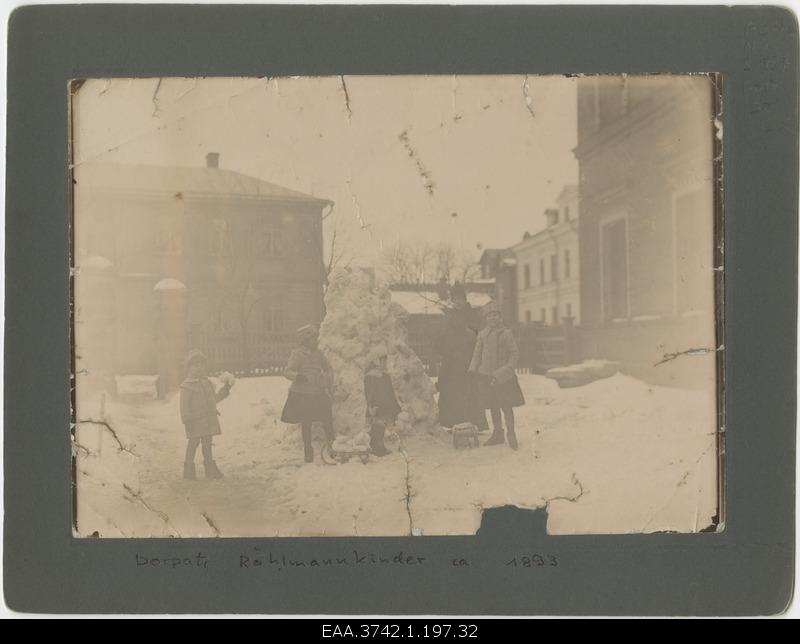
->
76, 163, 332, 206
390, 290, 492, 315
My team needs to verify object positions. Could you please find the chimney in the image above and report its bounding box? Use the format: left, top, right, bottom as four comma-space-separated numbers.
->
205, 152, 220, 169
545, 208, 559, 227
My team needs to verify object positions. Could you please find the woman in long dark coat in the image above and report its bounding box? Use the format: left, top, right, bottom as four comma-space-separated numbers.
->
435, 286, 488, 431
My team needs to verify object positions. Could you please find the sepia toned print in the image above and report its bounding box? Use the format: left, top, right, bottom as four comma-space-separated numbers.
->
71, 75, 721, 538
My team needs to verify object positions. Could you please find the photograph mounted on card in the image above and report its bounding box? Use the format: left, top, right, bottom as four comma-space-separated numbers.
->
71, 74, 723, 539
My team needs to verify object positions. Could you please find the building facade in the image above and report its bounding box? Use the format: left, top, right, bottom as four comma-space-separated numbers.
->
513, 185, 580, 326
74, 154, 331, 390
477, 248, 518, 324
574, 75, 719, 385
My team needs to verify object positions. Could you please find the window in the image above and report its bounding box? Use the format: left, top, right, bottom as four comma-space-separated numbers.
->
601, 218, 629, 321
525, 310, 532, 323
550, 254, 558, 282
564, 206, 571, 221
539, 258, 545, 285
566, 302, 573, 318
524, 264, 531, 289
259, 224, 284, 257
540, 308, 546, 323
261, 307, 286, 333
551, 306, 558, 325
211, 309, 233, 334
564, 249, 571, 278
209, 218, 233, 257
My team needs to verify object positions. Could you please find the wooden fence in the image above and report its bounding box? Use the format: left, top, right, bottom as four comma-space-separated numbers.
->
196, 332, 295, 376
407, 315, 581, 375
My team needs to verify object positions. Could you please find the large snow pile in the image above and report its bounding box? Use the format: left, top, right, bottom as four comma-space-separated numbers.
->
545, 359, 619, 388
319, 268, 438, 437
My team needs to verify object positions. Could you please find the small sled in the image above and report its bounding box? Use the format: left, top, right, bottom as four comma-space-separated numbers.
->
452, 422, 480, 449
321, 442, 371, 465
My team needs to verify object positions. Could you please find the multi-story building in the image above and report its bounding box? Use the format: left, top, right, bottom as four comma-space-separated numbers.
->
574, 75, 718, 385
74, 153, 331, 389
513, 185, 580, 326
477, 248, 518, 324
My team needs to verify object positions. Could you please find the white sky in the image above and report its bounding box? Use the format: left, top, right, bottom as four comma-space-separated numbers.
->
74, 75, 578, 265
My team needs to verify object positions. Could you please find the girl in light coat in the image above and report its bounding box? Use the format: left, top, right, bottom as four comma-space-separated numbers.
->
468, 301, 525, 449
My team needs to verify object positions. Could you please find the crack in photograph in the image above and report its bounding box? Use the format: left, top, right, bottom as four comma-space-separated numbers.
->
70, 74, 722, 538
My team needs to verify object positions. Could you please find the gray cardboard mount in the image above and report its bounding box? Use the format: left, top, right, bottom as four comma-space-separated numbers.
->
4, 4, 797, 615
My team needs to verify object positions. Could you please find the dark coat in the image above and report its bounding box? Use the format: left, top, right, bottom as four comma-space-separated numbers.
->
364, 372, 402, 421
179, 378, 230, 439
284, 346, 333, 395
436, 311, 484, 428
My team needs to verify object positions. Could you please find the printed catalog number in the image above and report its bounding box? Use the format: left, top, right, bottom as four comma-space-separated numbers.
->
323, 624, 479, 638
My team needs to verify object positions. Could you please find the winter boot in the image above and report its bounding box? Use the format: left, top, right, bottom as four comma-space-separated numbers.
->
183, 461, 196, 480
484, 428, 505, 447
204, 460, 224, 479
506, 429, 519, 450
370, 424, 391, 457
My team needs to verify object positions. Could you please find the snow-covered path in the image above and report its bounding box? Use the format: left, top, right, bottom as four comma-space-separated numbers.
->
74, 373, 718, 538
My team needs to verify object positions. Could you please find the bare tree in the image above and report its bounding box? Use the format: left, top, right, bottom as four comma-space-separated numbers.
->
321, 207, 352, 293
381, 240, 479, 286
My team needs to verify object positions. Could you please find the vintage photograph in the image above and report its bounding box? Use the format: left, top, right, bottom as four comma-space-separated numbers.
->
71, 75, 721, 538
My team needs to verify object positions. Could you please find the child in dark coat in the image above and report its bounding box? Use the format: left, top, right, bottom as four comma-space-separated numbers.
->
364, 353, 401, 456
281, 324, 336, 463
179, 349, 233, 479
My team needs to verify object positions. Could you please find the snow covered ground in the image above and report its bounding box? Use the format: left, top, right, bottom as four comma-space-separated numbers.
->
74, 373, 718, 538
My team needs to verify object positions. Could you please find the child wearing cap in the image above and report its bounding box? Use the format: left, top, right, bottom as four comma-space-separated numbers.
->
468, 301, 525, 449
281, 324, 336, 463
179, 349, 233, 479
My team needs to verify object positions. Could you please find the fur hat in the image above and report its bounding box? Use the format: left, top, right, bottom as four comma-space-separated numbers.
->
296, 324, 319, 343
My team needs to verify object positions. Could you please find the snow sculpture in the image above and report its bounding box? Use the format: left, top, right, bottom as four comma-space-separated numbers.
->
319, 268, 438, 437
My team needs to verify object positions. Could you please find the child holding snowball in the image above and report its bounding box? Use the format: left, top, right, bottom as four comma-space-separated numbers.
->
179, 349, 235, 480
